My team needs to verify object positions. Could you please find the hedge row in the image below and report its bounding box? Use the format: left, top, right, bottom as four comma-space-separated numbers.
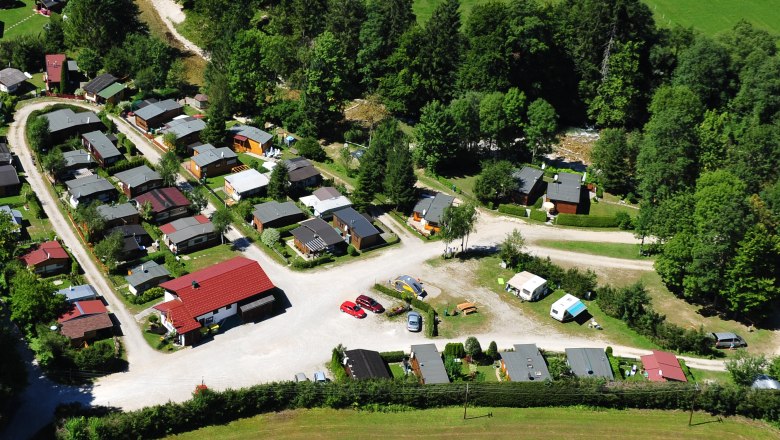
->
379, 351, 406, 363
529, 209, 548, 222
556, 213, 619, 228
105, 157, 153, 175
57, 380, 780, 439
373, 284, 438, 337
498, 204, 527, 217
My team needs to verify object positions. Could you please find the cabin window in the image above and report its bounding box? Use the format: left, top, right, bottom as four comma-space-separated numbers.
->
551, 309, 558, 314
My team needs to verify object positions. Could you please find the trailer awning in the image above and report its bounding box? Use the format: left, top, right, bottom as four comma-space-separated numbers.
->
566, 300, 587, 318
239, 295, 274, 314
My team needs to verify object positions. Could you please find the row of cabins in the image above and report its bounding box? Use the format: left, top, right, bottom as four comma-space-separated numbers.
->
409, 343, 688, 385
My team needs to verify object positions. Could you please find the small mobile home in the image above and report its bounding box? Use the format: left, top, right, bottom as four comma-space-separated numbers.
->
505, 271, 547, 301
550, 293, 587, 322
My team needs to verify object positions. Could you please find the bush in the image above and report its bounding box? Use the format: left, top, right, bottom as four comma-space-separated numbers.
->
555, 214, 619, 228
615, 212, 634, 230
130, 287, 165, 305
296, 137, 327, 162
379, 351, 406, 363
347, 245, 359, 256
164, 253, 187, 277
464, 337, 482, 357
529, 209, 548, 222
291, 254, 334, 269
105, 157, 152, 175
486, 341, 498, 360
73, 339, 121, 372
444, 343, 466, 359
261, 228, 281, 247
532, 196, 543, 209
329, 345, 349, 383
596, 186, 604, 198
498, 204, 527, 217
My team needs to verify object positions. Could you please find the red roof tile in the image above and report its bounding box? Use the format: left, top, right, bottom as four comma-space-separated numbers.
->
58, 300, 109, 323
159, 214, 209, 235
20, 240, 69, 267
641, 350, 687, 382
157, 257, 275, 325
60, 313, 113, 340
155, 299, 201, 334
134, 187, 189, 213
46, 54, 66, 83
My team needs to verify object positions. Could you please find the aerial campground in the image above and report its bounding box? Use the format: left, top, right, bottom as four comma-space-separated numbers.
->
1, 0, 780, 438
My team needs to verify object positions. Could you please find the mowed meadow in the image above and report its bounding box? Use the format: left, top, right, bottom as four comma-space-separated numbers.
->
414, 0, 780, 37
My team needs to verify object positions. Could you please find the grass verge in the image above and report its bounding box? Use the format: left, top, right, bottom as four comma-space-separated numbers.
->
534, 239, 650, 261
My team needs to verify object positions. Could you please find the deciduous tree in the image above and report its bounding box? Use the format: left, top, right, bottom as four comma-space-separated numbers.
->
94, 230, 124, 271
473, 160, 517, 205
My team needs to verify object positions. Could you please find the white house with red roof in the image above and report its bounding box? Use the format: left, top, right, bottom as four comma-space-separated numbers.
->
640, 350, 688, 382
154, 257, 276, 345
19, 240, 70, 275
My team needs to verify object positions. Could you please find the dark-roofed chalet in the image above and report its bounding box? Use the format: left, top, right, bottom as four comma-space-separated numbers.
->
284, 157, 322, 189
229, 124, 273, 156
61, 149, 95, 175
332, 207, 381, 251
125, 261, 171, 295
546, 172, 586, 215
20, 240, 70, 275
0, 141, 12, 166
512, 166, 546, 205
65, 174, 117, 208
133, 187, 190, 223
97, 202, 140, 227
344, 349, 391, 380
189, 144, 238, 179
81, 131, 123, 167
160, 215, 220, 254
500, 344, 551, 382
115, 165, 163, 197
161, 117, 206, 147
42, 109, 105, 143
134, 99, 183, 131
0, 164, 20, 196
83, 73, 117, 103
413, 192, 454, 233
45, 54, 67, 91
410, 344, 450, 384
154, 257, 276, 346
565, 348, 614, 380
252, 201, 306, 232
109, 224, 153, 260
291, 217, 344, 256
0, 68, 27, 93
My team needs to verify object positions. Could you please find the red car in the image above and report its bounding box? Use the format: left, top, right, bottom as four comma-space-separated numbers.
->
340, 301, 367, 319
356, 295, 384, 314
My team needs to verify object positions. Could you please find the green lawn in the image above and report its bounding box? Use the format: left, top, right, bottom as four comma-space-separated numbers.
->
535, 239, 649, 261
589, 199, 639, 218
168, 406, 778, 440
181, 243, 240, 273
0, 0, 50, 41
645, 0, 780, 37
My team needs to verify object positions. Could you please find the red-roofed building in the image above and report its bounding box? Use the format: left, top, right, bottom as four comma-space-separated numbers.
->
133, 187, 190, 224
58, 300, 109, 323
641, 350, 688, 382
19, 240, 70, 275
154, 257, 277, 345
45, 54, 67, 92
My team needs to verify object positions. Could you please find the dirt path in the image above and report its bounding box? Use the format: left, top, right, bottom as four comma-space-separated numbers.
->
148, 0, 209, 61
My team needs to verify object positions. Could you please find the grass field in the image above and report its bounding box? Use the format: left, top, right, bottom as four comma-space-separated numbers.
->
645, 0, 780, 36
181, 243, 240, 273
168, 406, 778, 439
0, 0, 49, 41
534, 239, 649, 260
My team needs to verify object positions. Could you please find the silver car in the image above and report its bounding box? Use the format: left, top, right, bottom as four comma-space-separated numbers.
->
294, 372, 309, 382
407, 311, 422, 332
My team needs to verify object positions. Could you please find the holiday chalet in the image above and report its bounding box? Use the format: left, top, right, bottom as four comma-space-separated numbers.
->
154, 257, 276, 346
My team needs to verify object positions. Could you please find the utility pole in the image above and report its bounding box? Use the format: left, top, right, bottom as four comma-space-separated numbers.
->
463, 383, 469, 420
688, 383, 700, 426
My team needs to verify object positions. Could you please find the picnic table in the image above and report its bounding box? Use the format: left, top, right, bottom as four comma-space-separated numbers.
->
457, 302, 478, 315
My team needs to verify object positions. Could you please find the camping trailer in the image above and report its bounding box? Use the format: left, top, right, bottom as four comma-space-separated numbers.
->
550, 294, 587, 322
505, 271, 547, 301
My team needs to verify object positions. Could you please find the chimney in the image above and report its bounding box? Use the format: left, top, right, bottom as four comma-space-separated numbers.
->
141, 264, 144, 272
191, 280, 199, 289
554, 174, 559, 182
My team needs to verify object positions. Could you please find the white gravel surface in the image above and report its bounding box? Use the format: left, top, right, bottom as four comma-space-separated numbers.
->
1, 99, 726, 439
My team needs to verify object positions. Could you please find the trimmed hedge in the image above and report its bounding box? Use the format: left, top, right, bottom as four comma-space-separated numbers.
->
373, 284, 438, 337
105, 157, 153, 176
556, 214, 619, 228
529, 209, 548, 222
498, 204, 527, 217
379, 351, 406, 363
57, 380, 780, 439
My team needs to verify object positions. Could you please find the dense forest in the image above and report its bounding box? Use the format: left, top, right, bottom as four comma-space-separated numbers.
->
1, 0, 778, 320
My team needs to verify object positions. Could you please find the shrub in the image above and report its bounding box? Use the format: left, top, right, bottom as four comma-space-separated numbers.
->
261, 228, 281, 247
464, 337, 482, 357
532, 196, 543, 209
130, 287, 165, 305
347, 245, 359, 256
596, 186, 604, 198
486, 341, 498, 360
379, 351, 406, 363
555, 214, 619, 228
164, 253, 187, 277
329, 345, 349, 383
444, 343, 466, 359
105, 157, 152, 175
498, 204, 527, 217
291, 254, 334, 269
529, 209, 548, 222
615, 211, 634, 230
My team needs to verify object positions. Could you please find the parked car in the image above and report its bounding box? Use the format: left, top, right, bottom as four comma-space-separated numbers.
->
313, 371, 327, 383
356, 294, 384, 313
407, 311, 422, 332
711, 332, 747, 349
340, 301, 367, 319
294, 372, 309, 382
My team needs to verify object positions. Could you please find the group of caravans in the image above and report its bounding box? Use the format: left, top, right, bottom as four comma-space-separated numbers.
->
505, 271, 588, 322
